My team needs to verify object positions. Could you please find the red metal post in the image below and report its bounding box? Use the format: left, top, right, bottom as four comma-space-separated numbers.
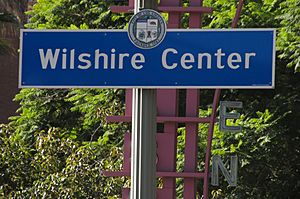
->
157, 89, 178, 198
184, 89, 199, 199
183, 0, 203, 198
159, 0, 181, 29
231, 0, 244, 28
156, 0, 181, 197
189, 0, 203, 28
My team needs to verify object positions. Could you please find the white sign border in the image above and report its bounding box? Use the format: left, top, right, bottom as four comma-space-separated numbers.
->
19, 28, 276, 89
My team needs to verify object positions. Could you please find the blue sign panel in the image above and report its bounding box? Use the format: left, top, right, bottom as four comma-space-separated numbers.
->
19, 29, 275, 88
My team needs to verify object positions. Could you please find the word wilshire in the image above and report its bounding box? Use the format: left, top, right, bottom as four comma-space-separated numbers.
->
39, 48, 256, 70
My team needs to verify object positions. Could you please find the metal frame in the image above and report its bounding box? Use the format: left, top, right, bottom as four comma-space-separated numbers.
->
103, 1, 249, 199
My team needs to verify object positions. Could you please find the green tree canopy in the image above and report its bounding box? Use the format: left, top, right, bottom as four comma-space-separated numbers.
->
277, 0, 300, 71
1, 0, 300, 198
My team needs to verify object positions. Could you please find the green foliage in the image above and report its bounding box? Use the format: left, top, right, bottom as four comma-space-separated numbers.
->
0, 125, 126, 198
1, 0, 300, 198
10, 89, 81, 141
204, 0, 300, 72
210, 65, 300, 198
0, 125, 34, 197
175, 106, 299, 199
10, 88, 127, 143
66, 89, 125, 132
210, 107, 299, 198
212, 110, 276, 198
203, 0, 281, 28
277, 0, 300, 72
1, 0, 131, 196
26, 0, 130, 29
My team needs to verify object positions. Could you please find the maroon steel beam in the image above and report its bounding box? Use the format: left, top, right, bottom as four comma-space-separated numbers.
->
160, 0, 181, 29
154, 4, 181, 196
157, 89, 178, 199
110, 0, 134, 13
107, 1, 244, 198
110, 6, 134, 13
125, 89, 132, 117
103, 171, 206, 178
106, 115, 215, 123
158, 6, 213, 14
189, 0, 203, 28
183, 0, 204, 197
231, 0, 244, 28
184, 89, 199, 199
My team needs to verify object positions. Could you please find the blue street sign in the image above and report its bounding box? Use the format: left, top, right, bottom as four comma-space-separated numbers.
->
19, 29, 275, 88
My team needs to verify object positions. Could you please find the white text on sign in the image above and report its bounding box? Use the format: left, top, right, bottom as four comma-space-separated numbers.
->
38, 48, 256, 70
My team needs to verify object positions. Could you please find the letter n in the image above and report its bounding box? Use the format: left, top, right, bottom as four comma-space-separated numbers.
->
211, 155, 238, 186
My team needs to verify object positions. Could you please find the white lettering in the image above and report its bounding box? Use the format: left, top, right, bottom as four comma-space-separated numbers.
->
38, 48, 257, 71
245, 53, 256, 69
95, 50, 108, 69
162, 48, 178, 69
181, 53, 194, 69
111, 48, 116, 69
39, 49, 60, 69
70, 49, 75, 69
119, 53, 129, 69
198, 53, 212, 69
78, 53, 91, 69
131, 53, 145, 69
62, 48, 67, 69
227, 53, 241, 69
215, 49, 225, 69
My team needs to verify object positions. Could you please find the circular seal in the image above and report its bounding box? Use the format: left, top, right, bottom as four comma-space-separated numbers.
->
128, 9, 167, 49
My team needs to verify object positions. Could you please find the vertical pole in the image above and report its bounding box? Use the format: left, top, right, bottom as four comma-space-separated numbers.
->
184, 1, 202, 198
184, 89, 199, 199
131, 1, 157, 199
158, 1, 180, 198
131, 89, 157, 199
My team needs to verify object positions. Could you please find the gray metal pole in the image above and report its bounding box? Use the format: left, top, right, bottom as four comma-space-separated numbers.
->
130, 1, 157, 198
131, 89, 157, 199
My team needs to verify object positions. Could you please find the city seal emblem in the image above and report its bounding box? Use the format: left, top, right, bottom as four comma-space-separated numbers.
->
128, 9, 167, 49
